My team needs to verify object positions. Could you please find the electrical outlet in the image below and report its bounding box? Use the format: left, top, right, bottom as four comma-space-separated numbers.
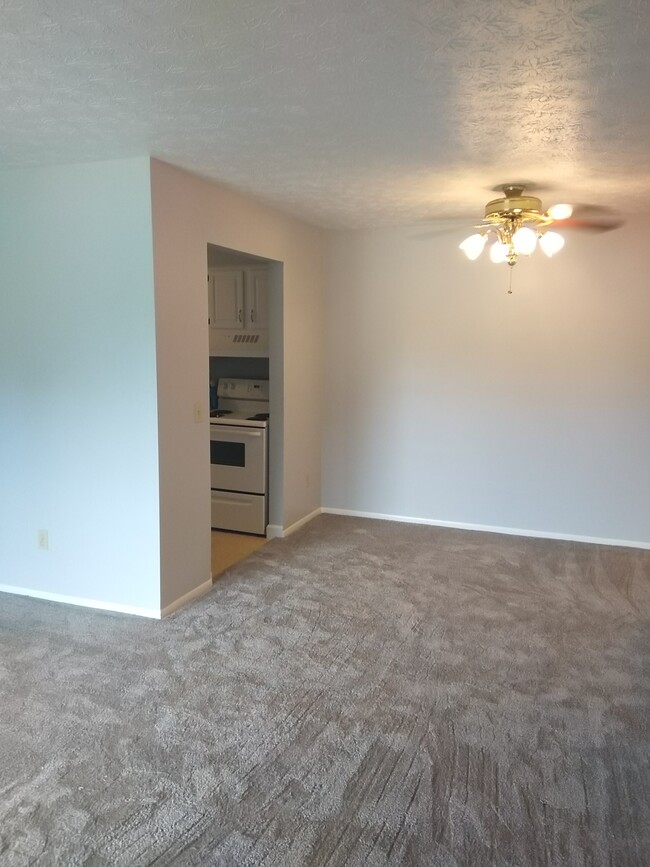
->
193, 401, 204, 423
37, 530, 48, 550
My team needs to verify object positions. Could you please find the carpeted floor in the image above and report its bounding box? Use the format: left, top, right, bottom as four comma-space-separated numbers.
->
1, 515, 649, 866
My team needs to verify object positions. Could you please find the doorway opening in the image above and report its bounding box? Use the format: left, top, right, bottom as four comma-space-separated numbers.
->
206, 243, 284, 576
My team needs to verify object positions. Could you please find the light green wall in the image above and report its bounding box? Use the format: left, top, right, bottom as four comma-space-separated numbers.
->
0, 158, 161, 613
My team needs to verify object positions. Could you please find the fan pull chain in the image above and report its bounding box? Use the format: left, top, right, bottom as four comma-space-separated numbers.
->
508, 266, 513, 295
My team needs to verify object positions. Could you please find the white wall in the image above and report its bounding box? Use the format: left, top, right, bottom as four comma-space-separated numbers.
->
323, 218, 650, 546
0, 159, 162, 614
150, 160, 324, 607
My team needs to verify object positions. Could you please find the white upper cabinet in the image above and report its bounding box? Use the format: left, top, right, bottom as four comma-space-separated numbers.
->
246, 268, 269, 329
209, 269, 245, 330
208, 266, 270, 356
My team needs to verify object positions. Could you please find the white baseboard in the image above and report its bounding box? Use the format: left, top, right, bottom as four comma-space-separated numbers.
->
0, 583, 162, 619
321, 508, 650, 551
161, 577, 213, 618
266, 507, 322, 539
284, 508, 322, 537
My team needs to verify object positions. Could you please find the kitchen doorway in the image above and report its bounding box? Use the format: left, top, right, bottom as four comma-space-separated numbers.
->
206, 243, 284, 547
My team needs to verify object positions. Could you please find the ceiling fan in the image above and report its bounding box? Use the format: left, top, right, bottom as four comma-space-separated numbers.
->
459, 183, 623, 269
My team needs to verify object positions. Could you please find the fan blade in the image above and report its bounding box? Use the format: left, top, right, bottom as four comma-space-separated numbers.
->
408, 217, 482, 240
550, 204, 623, 233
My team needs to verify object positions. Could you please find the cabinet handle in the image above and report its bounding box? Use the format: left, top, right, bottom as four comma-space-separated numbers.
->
250, 309, 255, 323
238, 309, 243, 323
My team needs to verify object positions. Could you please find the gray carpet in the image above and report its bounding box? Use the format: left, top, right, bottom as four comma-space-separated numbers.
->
1, 515, 649, 867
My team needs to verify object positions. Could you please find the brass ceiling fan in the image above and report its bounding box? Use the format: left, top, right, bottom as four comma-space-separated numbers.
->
459, 183, 623, 272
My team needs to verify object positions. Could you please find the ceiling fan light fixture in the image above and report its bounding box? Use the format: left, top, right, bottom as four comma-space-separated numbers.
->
457, 184, 618, 284
547, 203, 573, 220
512, 226, 537, 255
459, 233, 487, 260
539, 230, 565, 257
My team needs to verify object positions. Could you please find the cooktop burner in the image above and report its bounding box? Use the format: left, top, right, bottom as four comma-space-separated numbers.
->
210, 410, 232, 418
247, 413, 270, 421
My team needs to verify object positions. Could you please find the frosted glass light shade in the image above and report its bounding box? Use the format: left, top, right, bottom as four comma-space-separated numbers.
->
539, 231, 565, 257
512, 226, 537, 255
548, 203, 573, 220
459, 233, 487, 260
489, 241, 508, 264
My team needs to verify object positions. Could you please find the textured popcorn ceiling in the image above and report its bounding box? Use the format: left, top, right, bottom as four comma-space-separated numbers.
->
1, 0, 650, 228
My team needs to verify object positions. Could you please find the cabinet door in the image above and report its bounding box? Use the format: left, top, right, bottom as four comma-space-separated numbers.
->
246, 268, 269, 329
209, 269, 244, 330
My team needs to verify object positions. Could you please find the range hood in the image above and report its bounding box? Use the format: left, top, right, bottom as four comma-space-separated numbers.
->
210, 329, 269, 357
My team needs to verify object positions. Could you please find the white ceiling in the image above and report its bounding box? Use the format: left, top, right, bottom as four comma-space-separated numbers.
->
2, 0, 650, 228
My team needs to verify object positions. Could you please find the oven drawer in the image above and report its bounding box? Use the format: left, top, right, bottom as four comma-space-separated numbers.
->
211, 490, 267, 536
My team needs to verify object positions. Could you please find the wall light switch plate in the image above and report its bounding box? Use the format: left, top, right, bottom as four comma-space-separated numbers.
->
193, 401, 204, 423
38, 529, 48, 550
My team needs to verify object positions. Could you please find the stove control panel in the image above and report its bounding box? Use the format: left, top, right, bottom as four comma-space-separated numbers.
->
217, 378, 270, 400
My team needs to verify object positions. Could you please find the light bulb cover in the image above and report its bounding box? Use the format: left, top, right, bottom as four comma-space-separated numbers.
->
459, 233, 487, 260
548, 203, 573, 221
512, 226, 537, 255
539, 231, 565, 257
489, 241, 509, 264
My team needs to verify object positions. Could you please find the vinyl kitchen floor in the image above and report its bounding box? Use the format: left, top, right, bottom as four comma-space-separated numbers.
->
211, 530, 267, 579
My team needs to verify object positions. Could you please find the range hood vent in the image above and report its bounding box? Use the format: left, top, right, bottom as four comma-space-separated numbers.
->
210, 330, 269, 357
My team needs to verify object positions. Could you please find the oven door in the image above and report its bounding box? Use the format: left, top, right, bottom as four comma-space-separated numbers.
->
210, 424, 267, 494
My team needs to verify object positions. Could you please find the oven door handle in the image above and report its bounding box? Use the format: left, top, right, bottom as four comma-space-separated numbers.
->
210, 428, 263, 438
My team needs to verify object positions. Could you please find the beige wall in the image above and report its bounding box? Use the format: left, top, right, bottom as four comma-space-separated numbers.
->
323, 218, 650, 546
150, 159, 325, 607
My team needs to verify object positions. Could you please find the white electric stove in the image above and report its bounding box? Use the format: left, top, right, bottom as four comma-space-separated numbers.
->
209, 379, 270, 535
